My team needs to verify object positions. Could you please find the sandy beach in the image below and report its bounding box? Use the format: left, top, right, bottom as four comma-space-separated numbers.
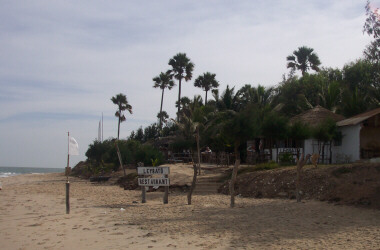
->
1, 165, 380, 249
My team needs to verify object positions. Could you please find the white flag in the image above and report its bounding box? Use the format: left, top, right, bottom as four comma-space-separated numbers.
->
69, 136, 79, 155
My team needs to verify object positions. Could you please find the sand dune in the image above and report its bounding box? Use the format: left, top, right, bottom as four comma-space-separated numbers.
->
0, 167, 379, 249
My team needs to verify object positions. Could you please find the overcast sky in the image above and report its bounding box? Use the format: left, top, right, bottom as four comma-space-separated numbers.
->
1, 0, 378, 168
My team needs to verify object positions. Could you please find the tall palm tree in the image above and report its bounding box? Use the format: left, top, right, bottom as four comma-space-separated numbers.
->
153, 71, 175, 128
168, 53, 194, 121
111, 93, 133, 140
287, 46, 321, 75
194, 72, 219, 105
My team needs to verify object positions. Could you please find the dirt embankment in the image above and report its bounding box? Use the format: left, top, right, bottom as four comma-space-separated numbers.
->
219, 163, 380, 209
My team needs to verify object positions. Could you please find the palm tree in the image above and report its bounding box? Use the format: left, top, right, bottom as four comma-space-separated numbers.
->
215, 85, 240, 111
194, 72, 219, 105
287, 46, 321, 75
153, 71, 175, 128
318, 81, 341, 112
211, 106, 261, 207
168, 53, 194, 121
175, 96, 191, 111
111, 93, 133, 140
236, 84, 273, 109
157, 111, 169, 125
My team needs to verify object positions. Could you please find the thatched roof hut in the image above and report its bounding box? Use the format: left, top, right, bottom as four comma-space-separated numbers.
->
289, 105, 345, 127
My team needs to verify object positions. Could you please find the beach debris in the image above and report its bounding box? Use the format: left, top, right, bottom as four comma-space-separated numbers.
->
143, 232, 154, 238
120, 208, 125, 211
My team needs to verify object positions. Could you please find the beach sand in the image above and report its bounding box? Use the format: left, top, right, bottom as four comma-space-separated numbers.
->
0, 165, 379, 249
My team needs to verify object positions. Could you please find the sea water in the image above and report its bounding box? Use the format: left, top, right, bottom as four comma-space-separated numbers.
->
0, 166, 64, 178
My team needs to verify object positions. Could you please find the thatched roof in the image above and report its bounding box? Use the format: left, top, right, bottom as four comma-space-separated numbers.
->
290, 105, 345, 127
153, 135, 178, 147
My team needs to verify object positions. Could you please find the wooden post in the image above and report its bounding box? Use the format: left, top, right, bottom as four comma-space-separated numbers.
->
163, 174, 169, 204
142, 186, 146, 203
66, 181, 70, 214
296, 153, 310, 202
187, 164, 197, 205
230, 159, 240, 208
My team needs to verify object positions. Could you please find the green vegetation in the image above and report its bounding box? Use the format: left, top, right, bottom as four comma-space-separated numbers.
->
220, 161, 282, 181
153, 71, 175, 128
331, 166, 353, 177
111, 93, 133, 140
85, 139, 164, 173
279, 152, 295, 166
168, 53, 194, 121
83, 2, 380, 184
194, 72, 219, 105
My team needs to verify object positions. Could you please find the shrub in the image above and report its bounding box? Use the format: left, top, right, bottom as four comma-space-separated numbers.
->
85, 139, 164, 175
279, 152, 295, 166
220, 161, 281, 181
332, 166, 353, 177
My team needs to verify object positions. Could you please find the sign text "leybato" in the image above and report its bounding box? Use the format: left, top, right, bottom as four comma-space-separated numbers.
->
137, 167, 170, 175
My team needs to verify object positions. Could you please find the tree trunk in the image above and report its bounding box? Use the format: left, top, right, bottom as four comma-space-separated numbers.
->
117, 117, 121, 140
197, 128, 201, 175
296, 153, 310, 202
205, 90, 208, 105
115, 141, 126, 177
329, 140, 332, 164
187, 163, 197, 205
163, 173, 169, 204
322, 142, 326, 164
230, 143, 240, 208
159, 88, 164, 128
177, 78, 182, 122
188, 128, 201, 205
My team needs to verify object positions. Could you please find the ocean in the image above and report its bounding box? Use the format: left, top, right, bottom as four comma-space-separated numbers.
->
0, 166, 64, 178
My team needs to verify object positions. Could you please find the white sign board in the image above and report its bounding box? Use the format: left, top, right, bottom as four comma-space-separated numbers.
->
137, 167, 170, 175
138, 178, 170, 186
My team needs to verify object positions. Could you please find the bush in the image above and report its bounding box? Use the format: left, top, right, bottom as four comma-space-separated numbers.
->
332, 166, 353, 177
279, 152, 295, 166
220, 161, 281, 181
85, 139, 164, 175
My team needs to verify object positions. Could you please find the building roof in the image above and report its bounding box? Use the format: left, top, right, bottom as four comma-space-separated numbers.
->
290, 105, 345, 127
336, 107, 380, 127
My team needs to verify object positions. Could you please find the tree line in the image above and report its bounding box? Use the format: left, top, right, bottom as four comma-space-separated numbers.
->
85, 1, 379, 207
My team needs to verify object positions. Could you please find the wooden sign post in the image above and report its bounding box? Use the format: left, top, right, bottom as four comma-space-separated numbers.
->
137, 166, 170, 204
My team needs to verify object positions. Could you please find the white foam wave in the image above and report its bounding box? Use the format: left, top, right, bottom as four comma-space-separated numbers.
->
0, 172, 18, 178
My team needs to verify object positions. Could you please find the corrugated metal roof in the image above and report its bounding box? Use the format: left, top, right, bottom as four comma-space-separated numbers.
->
336, 107, 380, 127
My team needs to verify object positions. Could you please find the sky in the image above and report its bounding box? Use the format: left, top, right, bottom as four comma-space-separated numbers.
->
0, 0, 378, 168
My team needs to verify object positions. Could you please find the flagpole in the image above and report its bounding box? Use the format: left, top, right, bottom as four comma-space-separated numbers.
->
67, 132, 70, 169
66, 131, 70, 214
